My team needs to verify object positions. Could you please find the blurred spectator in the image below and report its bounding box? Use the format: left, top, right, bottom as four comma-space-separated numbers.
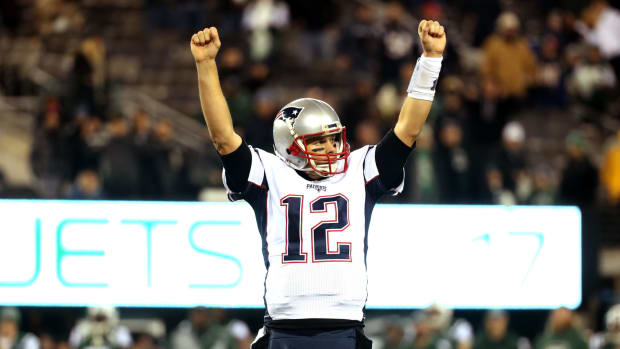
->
494, 121, 527, 192
544, 11, 569, 49
245, 90, 278, 152
339, 3, 381, 73
514, 164, 533, 203
405, 126, 439, 203
601, 130, 620, 205
177, 129, 223, 200
473, 310, 525, 349
435, 76, 470, 133
34, 0, 84, 36
38, 334, 56, 349
534, 35, 567, 108
574, 1, 620, 80
380, 1, 416, 82
458, 0, 501, 47
380, 317, 408, 349
131, 110, 155, 199
341, 75, 377, 145
70, 37, 106, 116
219, 46, 252, 127
435, 120, 475, 203
527, 165, 557, 205
169, 0, 209, 37
246, 63, 270, 93
514, 168, 534, 203
376, 83, 402, 123
68, 116, 105, 180
534, 308, 588, 349
426, 304, 474, 349
132, 110, 152, 148
39, 333, 70, 349
355, 118, 381, 149
287, 1, 341, 65
480, 12, 537, 105
0, 307, 39, 349
466, 78, 509, 150
591, 304, 620, 349
411, 311, 453, 349
99, 116, 140, 199
70, 170, 104, 200
69, 307, 131, 349
181, 129, 222, 196
30, 107, 69, 198
130, 333, 160, 349
227, 320, 252, 349
219, 47, 246, 81
222, 77, 253, 129
241, 0, 290, 62
142, 119, 181, 200
170, 307, 238, 349
418, 1, 445, 22
567, 45, 616, 111
558, 130, 599, 208
481, 166, 517, 205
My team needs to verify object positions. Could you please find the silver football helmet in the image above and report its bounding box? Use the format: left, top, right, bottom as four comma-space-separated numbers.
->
273, 98, 350, 176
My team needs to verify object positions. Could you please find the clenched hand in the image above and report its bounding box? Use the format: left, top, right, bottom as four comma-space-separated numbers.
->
190, 27, 221, 63
418, 20, 446, 58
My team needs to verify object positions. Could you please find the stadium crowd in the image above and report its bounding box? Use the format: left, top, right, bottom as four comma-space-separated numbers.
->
0, 0, 618, 209
1, 0, 620, 349
4, 303, 620, 349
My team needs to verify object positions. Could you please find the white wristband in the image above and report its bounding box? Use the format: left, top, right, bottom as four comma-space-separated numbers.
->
407, 55, 443, 101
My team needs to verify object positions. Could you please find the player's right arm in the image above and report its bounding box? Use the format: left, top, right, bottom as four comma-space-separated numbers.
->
191, 27, 252, 195
191, 27, 242, 155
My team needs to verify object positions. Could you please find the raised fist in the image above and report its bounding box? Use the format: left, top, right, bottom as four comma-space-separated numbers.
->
190, 27, 221, 63
418, 20, 446, 58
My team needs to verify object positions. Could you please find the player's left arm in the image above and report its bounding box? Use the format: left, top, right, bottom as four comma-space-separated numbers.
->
393, 20, 446, 147
374, 20, 445, 190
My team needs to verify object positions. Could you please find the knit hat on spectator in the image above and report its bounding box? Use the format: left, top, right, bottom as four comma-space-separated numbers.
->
497, 12, 520, 31
503, 121, 526, 144
566, 130, 588, 151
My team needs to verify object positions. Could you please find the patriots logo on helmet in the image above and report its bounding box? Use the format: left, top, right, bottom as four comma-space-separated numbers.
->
276, 107, 303, 122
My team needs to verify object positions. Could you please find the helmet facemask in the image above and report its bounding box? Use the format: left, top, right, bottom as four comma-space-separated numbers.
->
289, 128, 350, 177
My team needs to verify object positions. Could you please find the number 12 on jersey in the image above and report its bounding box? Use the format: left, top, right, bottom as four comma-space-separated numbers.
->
280, 194, 351, 263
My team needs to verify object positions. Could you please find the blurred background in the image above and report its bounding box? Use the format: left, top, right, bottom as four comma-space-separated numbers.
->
0, 0, 619, 348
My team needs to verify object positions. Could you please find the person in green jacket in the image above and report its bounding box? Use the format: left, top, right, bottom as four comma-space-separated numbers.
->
473, 310, 523, 349
534, 307, 588, 349
169, 307, 238, 349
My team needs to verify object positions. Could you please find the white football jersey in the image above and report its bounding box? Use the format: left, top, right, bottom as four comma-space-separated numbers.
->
223, 145, 403, 321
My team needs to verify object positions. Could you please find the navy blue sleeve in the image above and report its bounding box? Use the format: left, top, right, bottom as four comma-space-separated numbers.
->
219, 140, 252, 193
374, 129, 415, 190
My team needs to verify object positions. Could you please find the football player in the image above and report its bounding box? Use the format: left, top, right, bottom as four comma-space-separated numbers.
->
190, 19, 446, 349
